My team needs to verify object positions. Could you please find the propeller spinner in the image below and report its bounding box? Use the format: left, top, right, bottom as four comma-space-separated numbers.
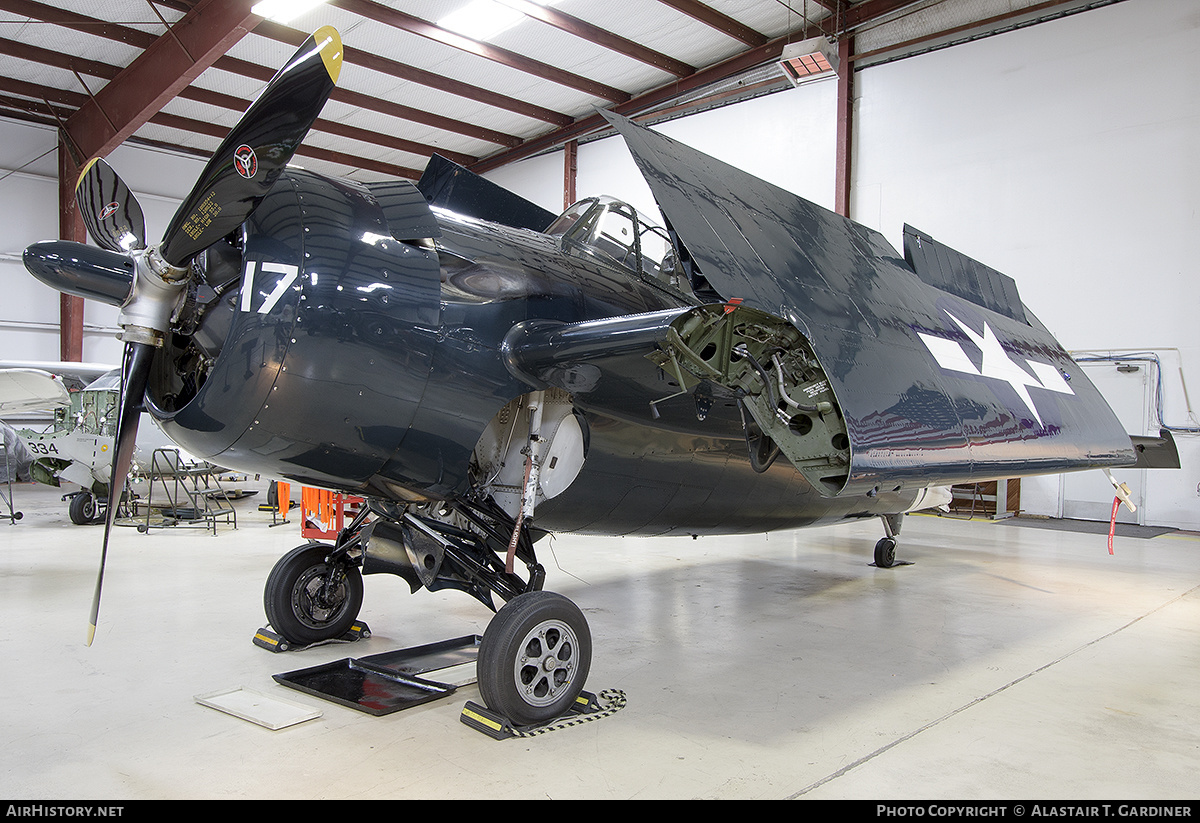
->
25, 27, 343, 645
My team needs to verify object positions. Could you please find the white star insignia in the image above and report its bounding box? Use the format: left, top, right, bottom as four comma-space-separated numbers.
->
918, 310, 1074, 427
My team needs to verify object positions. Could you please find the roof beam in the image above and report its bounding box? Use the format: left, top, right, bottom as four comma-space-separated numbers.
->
62, 0, 259, 159
839, 0, 929, 31
0, 75, 421, 180
498, 0, 695, 78
250, 17, 572, 127
470, 26, 800, 174
0, 36, 478, 166
157, 0, 572, 127
328, 0, 632, 104
653, 0, 768, 47
0, 0, 522, 147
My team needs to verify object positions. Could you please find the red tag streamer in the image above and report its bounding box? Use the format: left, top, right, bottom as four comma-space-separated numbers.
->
1107, 496, 1120, 555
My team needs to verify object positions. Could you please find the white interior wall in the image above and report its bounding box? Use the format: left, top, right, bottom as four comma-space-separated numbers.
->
485, 80, 839, 221
0, 122, 70, 364
1, 0, 1193, 527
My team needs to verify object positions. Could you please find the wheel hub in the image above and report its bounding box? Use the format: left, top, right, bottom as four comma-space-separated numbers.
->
293, 568, 347, 628
515, 619, 578, 706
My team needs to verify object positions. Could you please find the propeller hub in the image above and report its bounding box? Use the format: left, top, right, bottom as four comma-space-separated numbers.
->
118, 247, 190, 346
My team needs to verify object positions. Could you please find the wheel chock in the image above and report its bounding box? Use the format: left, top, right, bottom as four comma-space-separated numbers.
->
459, 702, 518, 739
459, 690, 604, 739
252, 621, 371, 653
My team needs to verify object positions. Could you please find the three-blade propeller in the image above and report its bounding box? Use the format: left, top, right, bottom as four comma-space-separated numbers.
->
50, 27, 343, 645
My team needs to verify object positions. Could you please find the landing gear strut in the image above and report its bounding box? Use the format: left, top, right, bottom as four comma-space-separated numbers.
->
260, 495, 591, 727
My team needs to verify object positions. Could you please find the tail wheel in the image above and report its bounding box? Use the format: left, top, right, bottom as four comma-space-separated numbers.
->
264, 543, 363, 645
477, 591, 591, 726
874, 536, 897, 568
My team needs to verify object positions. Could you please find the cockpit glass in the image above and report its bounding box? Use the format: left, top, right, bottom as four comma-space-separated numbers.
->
547, 197, 678, 285
545, 201, 592, 237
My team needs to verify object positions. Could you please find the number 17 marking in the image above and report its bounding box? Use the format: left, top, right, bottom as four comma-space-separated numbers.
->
240, 261, 300, 314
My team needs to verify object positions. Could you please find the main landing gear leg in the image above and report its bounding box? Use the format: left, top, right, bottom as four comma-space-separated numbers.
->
443, 500, 592, 727
260, 497, 592, 728
874, 513, 904, 568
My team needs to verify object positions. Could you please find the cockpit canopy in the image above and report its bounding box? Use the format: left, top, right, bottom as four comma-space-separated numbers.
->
546, 196, 678, 285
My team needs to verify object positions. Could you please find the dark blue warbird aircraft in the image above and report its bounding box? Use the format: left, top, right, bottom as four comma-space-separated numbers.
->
23, 28, 1171, 726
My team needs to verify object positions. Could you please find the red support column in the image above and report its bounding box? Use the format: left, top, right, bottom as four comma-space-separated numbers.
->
58, 138, 84, 362
563, 139, 578, 210
834, 34, 854, 219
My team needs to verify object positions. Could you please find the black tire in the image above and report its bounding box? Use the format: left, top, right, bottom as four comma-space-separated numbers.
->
264, 543, 364, 646
874, 536, 897, 568
68, 492, 102, 525
477, 591, 591, 726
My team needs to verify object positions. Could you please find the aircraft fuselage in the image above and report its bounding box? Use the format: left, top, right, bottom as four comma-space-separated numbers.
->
145, 169, 919, 536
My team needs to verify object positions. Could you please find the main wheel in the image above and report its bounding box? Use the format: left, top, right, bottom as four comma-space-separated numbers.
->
477, 591, 591, 727
264, 544, 363, 646
68, 491, 103, 525
874, 536, 897, 568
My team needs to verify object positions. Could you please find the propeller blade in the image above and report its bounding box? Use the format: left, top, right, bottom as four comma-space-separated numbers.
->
159, 26, 343, 267
87, 340, 154, 646
75, 157, 146, 253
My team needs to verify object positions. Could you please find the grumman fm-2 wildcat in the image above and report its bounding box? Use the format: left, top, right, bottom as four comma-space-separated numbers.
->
23, 27, 1172, 726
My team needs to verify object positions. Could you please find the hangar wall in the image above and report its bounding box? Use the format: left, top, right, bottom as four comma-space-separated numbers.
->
0, 0, 1193, 529
487, 0, 1200, 530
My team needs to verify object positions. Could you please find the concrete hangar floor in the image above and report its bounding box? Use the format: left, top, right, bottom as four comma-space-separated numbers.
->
0, 480, 1197, 801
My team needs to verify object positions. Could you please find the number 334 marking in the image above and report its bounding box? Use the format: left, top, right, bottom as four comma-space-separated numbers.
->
239, 261, 299, 315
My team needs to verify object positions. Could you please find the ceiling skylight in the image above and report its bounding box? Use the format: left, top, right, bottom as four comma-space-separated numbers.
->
252, 0, 330, 24
439, 0, 563, 42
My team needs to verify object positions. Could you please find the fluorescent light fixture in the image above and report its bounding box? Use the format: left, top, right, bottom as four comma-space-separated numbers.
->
252, 0, 329, 24
778, 37, 838, 86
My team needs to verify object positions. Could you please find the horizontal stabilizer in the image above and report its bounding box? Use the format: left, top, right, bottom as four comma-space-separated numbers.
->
417, 154, 557, 233
903, 225, 1027, 325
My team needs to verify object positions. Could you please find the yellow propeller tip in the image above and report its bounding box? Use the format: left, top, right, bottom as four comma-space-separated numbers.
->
313, 26, 342, 84
76, 157, 101, 192
86, 623, 95, 646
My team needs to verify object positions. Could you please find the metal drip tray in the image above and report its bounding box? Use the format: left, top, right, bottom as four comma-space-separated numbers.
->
273, 635, 481, 716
